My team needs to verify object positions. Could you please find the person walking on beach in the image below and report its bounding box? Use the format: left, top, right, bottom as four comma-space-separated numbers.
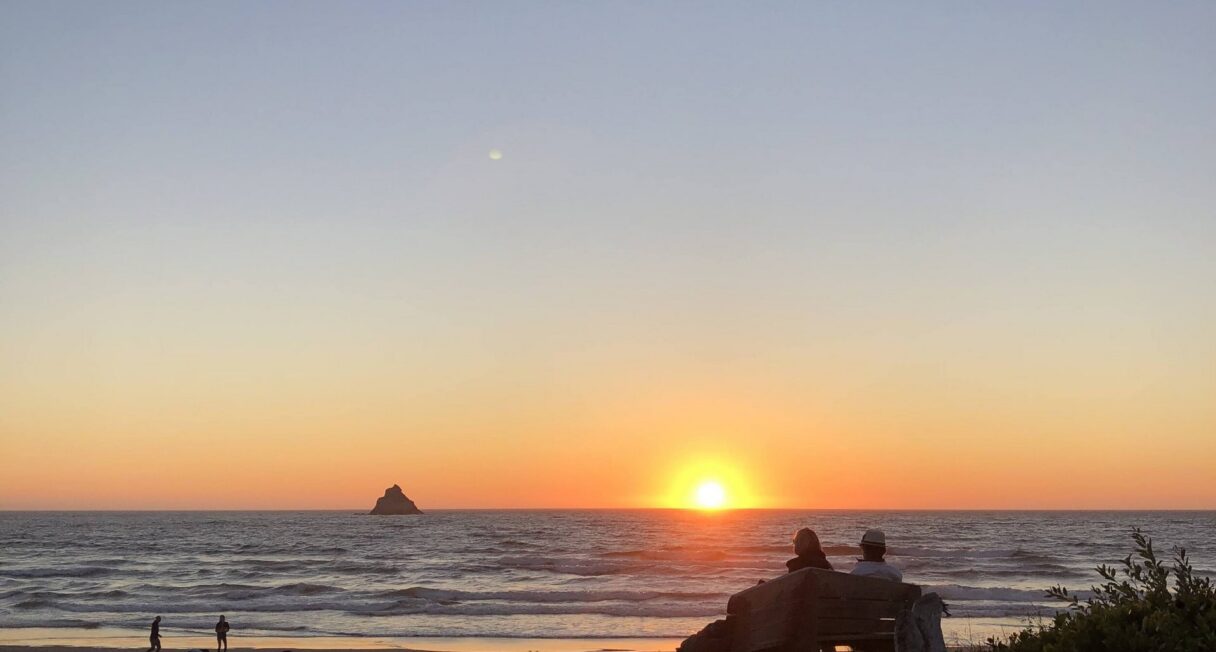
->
786, 527, 833, 572
215, 615, 230, 651
849, 529, 903, 582
147, 616, 162, 652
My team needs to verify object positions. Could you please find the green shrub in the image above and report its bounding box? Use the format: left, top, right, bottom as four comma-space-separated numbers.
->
987, 528, 1215, 652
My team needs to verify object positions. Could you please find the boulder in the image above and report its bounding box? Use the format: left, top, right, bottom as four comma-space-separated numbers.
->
369, 484, 423, 515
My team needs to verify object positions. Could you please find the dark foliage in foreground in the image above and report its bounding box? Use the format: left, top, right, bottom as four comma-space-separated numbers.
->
987, 528, 1215, 651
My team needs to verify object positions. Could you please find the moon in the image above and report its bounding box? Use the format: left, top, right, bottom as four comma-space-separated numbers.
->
488, 149, 503, 160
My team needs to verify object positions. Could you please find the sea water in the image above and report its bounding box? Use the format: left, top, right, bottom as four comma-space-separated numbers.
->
1, 510, 1213, 647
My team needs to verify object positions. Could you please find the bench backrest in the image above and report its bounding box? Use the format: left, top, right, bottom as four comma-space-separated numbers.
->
727, 568, 920, 652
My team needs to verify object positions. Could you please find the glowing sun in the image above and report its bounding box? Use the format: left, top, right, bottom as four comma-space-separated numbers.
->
694, 480, 728, 509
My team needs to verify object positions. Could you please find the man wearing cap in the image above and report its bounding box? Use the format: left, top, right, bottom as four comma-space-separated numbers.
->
850, 529, 903, 582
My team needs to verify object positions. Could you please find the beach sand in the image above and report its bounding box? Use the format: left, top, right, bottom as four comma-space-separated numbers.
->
0, 645, 983, 652
0, 618, 1023, 652
0, 644, 682, 652
0, 648, 455, 652
0, 625, 1002, 652
0, 629, 1000, 652
0, 630, 683, 652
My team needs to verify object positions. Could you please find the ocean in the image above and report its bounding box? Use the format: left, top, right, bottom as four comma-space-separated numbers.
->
1, 510, 1213, 647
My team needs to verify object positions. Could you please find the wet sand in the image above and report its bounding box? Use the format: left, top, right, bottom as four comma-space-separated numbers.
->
0, 628, 997, 652
0, 631, 682, 652
0, 647, 680, 652
0, 648, 449, 652
0, 645, 982, 652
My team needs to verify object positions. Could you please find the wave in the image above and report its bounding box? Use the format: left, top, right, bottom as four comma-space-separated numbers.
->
325, 560, 399, 574
375, 587, 726, 603
231, 543, 349, 555
734, 545, 793, 554
497, 555, 776, 576
42, 599, 352, 615
117, 582, 348, 600
26, 598, 711, 619
923, 584, 1092, 602
275, 582, 345, 596
601, 550, 729, 562
74, 558, 134, 566
6, 588, 130, 604
217, 583, 346, 599
0, 566, 114, 579
497, 557, 646, 576
890, 547, 1055, 561
496, 539, 542, 549
243, 559, 309, 570
925, 567, 1088, 580
0, 618, 102, 629
355, 600, 723, 618
221, 558, 400, 574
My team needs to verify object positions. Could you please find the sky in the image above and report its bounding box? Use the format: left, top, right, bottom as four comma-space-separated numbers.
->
1, 1, 1214, 510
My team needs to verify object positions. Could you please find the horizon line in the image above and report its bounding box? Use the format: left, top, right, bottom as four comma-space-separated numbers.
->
2, 507, 1213, 512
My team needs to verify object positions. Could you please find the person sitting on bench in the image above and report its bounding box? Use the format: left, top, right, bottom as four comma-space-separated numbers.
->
786, 527, 833, 572
849, 529, 903, 582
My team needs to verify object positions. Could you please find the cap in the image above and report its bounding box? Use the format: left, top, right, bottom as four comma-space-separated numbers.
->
861, 529, 887, 548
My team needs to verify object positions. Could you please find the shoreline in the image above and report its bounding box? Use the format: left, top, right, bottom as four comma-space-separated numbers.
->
0, 646, 682, 652
0, 619, 1032, 651
0, 630, 685, 652
2, 508, 1213, 513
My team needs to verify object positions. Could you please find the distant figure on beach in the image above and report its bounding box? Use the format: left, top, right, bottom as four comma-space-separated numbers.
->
849, 529, 902, 582
786, 527, 833, 572
147, 616, 162, 652
215, 615, 230, 651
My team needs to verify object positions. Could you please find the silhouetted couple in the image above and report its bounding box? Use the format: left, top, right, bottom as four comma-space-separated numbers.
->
786, 527, 902, 582
147, 615, 230, 652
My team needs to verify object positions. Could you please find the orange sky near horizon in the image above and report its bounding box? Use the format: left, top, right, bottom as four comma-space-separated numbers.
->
3, 355, 1214, 510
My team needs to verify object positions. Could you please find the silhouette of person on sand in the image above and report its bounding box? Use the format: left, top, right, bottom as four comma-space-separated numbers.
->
215, 615, 230, 651
147, 616, 162, 652
786, 527, 833, 572
849, 529, 902, 582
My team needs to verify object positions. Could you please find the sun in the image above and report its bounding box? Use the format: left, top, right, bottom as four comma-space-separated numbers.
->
663, 458, 754, 509
693, 480, 728, 510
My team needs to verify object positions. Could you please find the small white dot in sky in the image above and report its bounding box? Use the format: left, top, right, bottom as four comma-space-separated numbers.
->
488, 149, 503, 160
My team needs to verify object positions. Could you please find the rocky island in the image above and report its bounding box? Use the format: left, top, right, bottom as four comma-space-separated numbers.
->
369, 484, 423, 515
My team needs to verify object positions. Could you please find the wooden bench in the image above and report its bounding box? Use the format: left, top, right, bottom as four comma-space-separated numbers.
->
726, 568, 921, 652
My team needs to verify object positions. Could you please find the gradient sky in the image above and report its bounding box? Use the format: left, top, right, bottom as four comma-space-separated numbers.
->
2, 1, 1214, 510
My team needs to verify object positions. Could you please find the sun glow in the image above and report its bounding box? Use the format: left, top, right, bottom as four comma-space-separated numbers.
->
663, 457, 757, 509
694, 480, 727, 509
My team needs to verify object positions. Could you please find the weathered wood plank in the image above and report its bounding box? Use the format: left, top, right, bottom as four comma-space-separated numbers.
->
809, 571, 920, 602
814, 598, 907, 619
815, 617, 896, 635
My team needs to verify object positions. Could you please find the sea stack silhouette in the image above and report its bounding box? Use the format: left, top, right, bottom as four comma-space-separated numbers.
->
369, 484, 423, 515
